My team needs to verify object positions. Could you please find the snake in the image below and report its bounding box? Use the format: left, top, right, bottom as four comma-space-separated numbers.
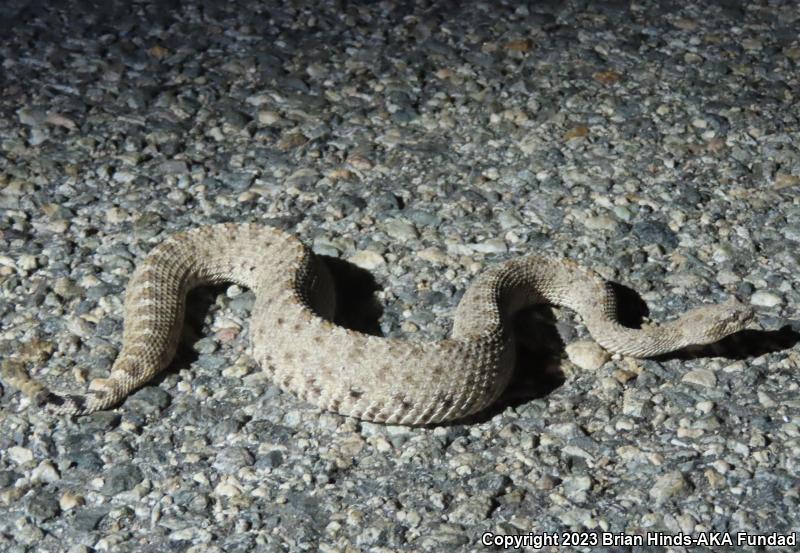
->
2, 223, 754, 425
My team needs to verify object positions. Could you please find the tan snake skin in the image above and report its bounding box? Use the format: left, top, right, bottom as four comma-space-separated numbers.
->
2, 223, 754, 425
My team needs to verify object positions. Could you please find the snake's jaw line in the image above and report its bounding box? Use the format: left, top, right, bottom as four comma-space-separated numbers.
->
1, 224, 752, 424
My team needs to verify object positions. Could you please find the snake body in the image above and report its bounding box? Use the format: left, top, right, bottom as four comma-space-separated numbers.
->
3, 224, 753, 425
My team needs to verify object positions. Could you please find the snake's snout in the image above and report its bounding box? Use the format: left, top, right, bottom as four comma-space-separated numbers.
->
720, 298, 756, 334
676, 298, 755, 347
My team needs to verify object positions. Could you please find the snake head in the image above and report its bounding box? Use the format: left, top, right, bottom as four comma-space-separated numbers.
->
677, 297, 755, 346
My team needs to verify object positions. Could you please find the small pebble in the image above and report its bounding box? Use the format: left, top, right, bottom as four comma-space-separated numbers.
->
59, 492, 86, 511
8, 447, 34, 465
750, 290, 782, 307
682, 369, 717, 388
348, 250, 386, 270
565, 340, 610, 370
649, 471, 689, 505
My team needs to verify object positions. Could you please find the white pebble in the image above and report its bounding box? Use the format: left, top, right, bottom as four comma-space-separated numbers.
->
17, 254, 38, 272
417, 247, 448, 264
470, 239, 507, 254
716, 269, 740, 285
8, 446, 33, 465
214, 480, 243, 498
112, 170, 137, 183
31, 460, 61, 482
60, 491, 85, 510
750, 290, 782, 307
583, 215, 619, 232
383, 219, 418, 241
226, 285, 244, 298
105, 207, 130, 224
348, 250, 386, 270
565, 340, 610, 371
649, 471, 688, 504
682, 369, 716, 388
257, 110, 281, 125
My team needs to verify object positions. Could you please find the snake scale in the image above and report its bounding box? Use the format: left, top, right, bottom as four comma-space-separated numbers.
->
3, 223, 754, 425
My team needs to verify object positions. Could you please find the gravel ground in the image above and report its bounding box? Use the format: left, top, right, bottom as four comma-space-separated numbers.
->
1, 0, 800, 551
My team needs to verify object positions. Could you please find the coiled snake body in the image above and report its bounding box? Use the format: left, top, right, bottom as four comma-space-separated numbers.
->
3, 224, 753, 425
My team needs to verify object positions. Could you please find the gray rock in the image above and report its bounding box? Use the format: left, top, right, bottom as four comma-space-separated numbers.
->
193, 337, 219, 355
213, 446, 255, 474
649, 471, 690, 505
632, 221, 679, 249
682, 369, 717, 388
0, 470, 20, 488
751, 290, 782, 307
26, 492, 60, 522
72, 508, 110, 532
102, 464, 144, 495
126, 387, 171, 414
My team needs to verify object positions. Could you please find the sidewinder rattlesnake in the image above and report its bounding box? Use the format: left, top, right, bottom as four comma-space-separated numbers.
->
3, 223, 754, 425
